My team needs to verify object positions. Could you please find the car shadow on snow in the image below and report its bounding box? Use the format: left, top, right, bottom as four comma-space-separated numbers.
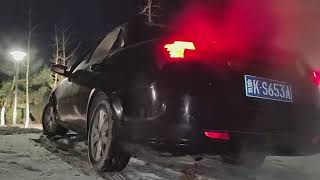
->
32, 133, 318, 180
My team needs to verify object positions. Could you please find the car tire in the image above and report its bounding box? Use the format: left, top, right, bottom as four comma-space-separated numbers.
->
88, 92, 130, 173
221, 143, 267, 168
42, 103, 68, 137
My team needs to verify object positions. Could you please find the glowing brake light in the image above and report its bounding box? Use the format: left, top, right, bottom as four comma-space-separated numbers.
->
312, 71, 320, 86
164, 41, 196, 58
204, 131, 230, 140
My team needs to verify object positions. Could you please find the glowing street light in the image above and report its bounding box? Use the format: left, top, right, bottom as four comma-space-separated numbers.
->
10, 50, 26, 126
10, 51, 27, 62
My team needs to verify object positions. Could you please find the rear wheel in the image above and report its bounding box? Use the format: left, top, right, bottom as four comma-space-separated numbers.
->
88, 92, 130, 173
42, 103, 68, 137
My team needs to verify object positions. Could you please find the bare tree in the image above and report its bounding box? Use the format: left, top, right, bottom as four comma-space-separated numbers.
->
25, 8, 37, 129
142, 0, 154, 23
60, 27, 80, 65
50, 26, 79, 90
51, 25, 60, 89
140, 0, 168, 27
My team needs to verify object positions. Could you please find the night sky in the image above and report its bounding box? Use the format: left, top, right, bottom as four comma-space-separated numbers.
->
0, 0, 137, 62
0, 0, 139, 80
0, 0, 320, 81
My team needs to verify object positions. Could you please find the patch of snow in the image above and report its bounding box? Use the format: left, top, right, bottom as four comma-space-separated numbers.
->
5, 131, 320, 180
129, 158, 147, 166
0, 134, 93, 180
132, 172, 162, 180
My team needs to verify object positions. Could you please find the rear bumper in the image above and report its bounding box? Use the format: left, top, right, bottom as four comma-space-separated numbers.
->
143, 123, 320, 156
136, 89, 320, 155
122, 60, 320, 155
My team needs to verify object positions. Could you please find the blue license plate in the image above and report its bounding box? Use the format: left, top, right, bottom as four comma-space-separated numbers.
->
244, 75, 293, 102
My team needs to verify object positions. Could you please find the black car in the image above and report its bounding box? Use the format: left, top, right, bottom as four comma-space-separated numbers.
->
42, 19, 320, 173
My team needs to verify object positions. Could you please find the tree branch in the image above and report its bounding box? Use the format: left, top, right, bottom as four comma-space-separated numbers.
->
66, 43, 81, 60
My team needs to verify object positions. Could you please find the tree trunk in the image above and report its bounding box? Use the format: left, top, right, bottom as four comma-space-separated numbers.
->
62, 31, 66, 66
53, 26, 59, 89
13, 61, 19, 126
0, 104, 5, 126
148, 0, 153, 23
25, 9, 32, 129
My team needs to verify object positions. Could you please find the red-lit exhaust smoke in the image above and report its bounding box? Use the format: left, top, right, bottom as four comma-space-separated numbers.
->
157, 0, 320, 67
166, 0, 277, 58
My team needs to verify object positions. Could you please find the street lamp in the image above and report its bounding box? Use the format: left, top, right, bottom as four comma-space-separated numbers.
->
10, 51, 27, 62
10, 51, 26, 126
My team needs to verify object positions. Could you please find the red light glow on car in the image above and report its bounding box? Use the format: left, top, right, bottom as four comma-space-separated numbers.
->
163, 0, 276, 59
164, 41, 196, 58
312, 71, 320, 86
204, 131, 230, 140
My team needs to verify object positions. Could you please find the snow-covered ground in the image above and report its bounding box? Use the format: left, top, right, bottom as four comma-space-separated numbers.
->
1, 128, 320, 180
0, 134, 102, 180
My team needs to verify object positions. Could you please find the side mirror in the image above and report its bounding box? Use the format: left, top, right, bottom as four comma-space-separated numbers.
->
51, 64, 69, 77
90, 63, 104, 72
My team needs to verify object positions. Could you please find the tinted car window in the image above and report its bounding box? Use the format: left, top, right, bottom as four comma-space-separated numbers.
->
109, 28, 127, 52
89, 27, 121, 64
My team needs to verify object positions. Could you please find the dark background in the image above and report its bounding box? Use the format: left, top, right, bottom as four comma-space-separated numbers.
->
0, 0, 139, 80
0, 0, 320, 80
0, 0, 137, 58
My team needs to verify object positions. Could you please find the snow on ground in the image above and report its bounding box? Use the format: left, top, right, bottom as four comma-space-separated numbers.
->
0, 133, 103, 180
0, 127, 41, 135
1, 127, 320, 180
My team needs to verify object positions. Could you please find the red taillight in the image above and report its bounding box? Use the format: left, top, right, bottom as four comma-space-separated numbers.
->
204, 131, 230, 140
164, 41, 196, 59
312, 71, 320, 86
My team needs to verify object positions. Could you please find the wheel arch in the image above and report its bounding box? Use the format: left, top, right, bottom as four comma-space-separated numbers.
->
85, 89, 124, 133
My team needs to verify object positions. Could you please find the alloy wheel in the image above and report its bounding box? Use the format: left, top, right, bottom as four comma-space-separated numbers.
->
90, 107, 113, 162
44, 106, 55, 132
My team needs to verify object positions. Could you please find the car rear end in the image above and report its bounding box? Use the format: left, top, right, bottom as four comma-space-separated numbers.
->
222, 54, 320, 155
152, 40, 320, 155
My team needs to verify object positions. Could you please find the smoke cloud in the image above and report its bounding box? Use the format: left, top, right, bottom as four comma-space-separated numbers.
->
271, 0, 320, 67
164, 0, 320, 66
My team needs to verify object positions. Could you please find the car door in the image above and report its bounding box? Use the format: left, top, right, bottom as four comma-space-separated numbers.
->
110, 23, 163, 141
54, 52, 92, 133
64, 27, 124, 133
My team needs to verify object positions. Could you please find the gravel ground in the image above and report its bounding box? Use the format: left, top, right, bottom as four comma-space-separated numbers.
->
0, 126, 42, 135
1, 127, 320, 180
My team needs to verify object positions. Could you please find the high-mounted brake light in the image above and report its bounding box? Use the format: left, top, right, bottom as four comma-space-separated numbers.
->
164, 41, 196, 58
204, 131, 230, 140
312, 71, 320, 86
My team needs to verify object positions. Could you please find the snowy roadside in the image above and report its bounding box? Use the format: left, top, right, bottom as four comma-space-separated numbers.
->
0, 133, 102, 180
1, 127, 320, 180
0, 126, 42, 135
35, 133, 320, 180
